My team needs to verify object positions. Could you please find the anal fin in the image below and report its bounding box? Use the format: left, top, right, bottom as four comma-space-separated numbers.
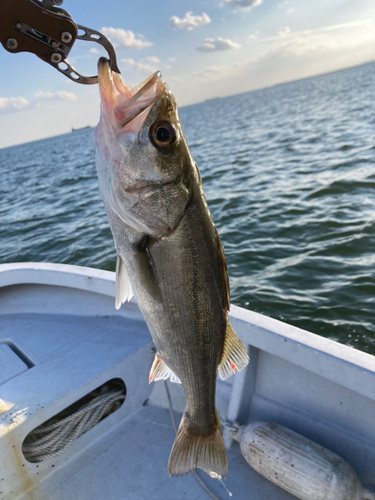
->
149, 354, 181, 384
218, 318, 249, 380
115, 254, 133, 310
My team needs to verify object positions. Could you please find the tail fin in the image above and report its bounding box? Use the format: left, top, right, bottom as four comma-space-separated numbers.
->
168, 411, 228, 479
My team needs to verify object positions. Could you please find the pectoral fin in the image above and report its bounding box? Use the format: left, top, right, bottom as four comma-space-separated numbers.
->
149, 354, 181, 384
134, 237, 162, 302
218, 319, 249, 380
115, 254, 133, 310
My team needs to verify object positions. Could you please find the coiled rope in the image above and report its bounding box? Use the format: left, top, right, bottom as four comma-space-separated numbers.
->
22, 379, 228, 499
23, 388, 125, 463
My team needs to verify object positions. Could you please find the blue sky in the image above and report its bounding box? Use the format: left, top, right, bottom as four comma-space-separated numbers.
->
0, 0, 374, 148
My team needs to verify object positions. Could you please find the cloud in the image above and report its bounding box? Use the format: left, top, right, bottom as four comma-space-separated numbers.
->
249, 30, 260, 39
277, 26, 291, 37
263, 19, 372, 43
222, 0, 262, 11
101, 27, 153, 50
196, 37, 241, 52
183, 18, 375, 105
321, 19, 372, 32
89, 47, 99, 54
193, 65, 227, 79
35, 90, 78, 101
0, 97, 29, 111
264, 36, 335, 59
170, 11, 211, 31
143, 56, 160, 64
250, 22, 375, 73
122, 56, 160, 74
193, 18, 374, 83
193, 62, 245, 81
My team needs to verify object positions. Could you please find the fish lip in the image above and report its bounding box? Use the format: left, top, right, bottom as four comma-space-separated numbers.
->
98, 57, 165, 132
98, 57, 132, 99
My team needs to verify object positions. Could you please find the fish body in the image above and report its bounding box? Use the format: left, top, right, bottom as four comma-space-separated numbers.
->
95, 58, 249, 478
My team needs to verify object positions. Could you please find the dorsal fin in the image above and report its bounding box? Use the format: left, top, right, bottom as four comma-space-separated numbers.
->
149, 354, 181, 384
115, 254, 133, 310
218, 318, 249, 380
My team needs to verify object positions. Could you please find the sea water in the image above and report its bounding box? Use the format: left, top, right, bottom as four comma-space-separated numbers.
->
0, 62, 374, 354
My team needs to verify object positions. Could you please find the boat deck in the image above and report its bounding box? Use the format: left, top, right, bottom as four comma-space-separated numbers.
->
20, 403, 296, 500
0, 311, 293, 500
0, 308, 292, 500
1, 263, 375, 500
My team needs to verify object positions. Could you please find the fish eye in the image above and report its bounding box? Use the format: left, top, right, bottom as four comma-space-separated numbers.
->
150, 121, 176, 149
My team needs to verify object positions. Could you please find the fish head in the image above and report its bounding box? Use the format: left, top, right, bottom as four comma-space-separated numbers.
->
95, 58, 192, 235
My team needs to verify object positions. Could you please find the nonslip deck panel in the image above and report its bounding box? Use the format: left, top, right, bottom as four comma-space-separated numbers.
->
1, 265, 375, 499
0, 312, 151, 365
17, 405, 298, 500
0, 311, 154, 500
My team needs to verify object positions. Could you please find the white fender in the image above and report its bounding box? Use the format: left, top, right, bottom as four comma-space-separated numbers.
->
234, 421, 375, 500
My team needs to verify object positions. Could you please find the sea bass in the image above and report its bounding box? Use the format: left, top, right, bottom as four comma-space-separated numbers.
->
95, 57, 249, 479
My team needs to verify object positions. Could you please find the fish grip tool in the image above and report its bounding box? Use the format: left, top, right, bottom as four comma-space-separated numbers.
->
0, 0, 120, 84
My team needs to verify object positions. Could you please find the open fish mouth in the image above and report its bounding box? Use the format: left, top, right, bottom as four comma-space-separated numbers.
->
98, 57, 165, 134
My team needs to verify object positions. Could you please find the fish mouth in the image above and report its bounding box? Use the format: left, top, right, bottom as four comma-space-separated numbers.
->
98, 57, 165, 134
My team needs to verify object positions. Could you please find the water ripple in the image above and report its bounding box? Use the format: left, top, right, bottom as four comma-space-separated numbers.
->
0, 62, 375, 354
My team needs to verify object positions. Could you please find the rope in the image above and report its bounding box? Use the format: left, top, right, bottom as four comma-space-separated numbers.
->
23, 388, 125, 463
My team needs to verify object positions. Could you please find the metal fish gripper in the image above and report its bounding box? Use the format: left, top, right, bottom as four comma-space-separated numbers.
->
0, 0, 120, 84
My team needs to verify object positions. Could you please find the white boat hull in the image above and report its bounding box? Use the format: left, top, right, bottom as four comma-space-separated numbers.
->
0, 263, 374, 499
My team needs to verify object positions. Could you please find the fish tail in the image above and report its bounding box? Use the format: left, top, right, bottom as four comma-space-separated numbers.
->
168, 410, 228, 479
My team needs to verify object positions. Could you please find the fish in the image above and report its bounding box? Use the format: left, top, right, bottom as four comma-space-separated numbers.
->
94, 57, 249, 479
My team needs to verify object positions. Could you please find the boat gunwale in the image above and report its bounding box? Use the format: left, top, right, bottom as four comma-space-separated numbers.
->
1, 262, 374, 402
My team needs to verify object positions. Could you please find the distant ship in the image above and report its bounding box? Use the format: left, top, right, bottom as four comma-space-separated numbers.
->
71, 126, 91, 132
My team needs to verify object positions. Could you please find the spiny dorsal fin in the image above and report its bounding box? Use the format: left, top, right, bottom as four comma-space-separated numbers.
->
213, 225, 230, 311
149, 354, 181, 384
115, 254, 133, 310
218, 319, 249, 380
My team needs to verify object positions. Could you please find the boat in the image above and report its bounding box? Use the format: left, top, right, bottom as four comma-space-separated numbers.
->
71, 126, 91, 132
1, 262, 374, 499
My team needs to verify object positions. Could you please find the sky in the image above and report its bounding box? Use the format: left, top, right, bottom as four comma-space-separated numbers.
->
0, 0, 375, 149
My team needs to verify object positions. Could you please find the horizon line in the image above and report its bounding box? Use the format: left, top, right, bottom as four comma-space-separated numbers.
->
1, 58, 374, 151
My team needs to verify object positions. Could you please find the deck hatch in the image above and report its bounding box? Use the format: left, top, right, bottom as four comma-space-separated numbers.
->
0, 344, 28, 385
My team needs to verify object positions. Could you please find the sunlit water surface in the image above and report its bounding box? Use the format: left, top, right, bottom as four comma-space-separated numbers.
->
1, 63, 374, 354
